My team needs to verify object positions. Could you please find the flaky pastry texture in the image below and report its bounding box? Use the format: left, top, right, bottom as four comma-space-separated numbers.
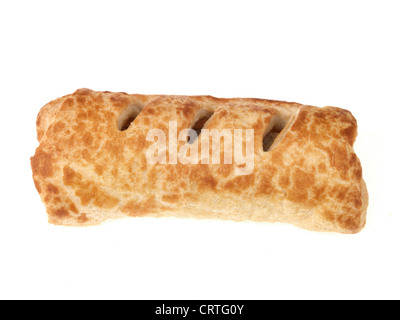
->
31, 89, 368, 233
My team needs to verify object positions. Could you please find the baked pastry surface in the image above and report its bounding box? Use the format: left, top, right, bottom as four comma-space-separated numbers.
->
31, 89, 368, 233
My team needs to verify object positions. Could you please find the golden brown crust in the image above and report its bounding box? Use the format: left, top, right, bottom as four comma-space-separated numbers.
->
31, 89, 368, 233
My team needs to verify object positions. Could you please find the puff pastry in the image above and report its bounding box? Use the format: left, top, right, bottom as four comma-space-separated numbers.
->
31, 89, 368, 233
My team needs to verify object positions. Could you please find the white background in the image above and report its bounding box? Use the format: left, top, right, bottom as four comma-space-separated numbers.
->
0, 0, 398, 300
